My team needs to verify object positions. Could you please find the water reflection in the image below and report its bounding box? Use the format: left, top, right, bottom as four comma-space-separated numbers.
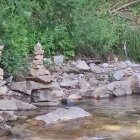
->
4, 95, 140, 140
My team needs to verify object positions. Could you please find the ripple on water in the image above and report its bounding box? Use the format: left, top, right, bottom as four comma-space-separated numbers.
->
4, 95, 140, 140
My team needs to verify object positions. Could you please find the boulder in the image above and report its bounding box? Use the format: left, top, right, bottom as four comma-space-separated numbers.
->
0, 98, 36, 110
31, 90, 53, 102
35, 107, 91, 124
93, 81, 132, 99
76, 60, 90, 70
10, 81, 31, 95
53, 55, 65, 65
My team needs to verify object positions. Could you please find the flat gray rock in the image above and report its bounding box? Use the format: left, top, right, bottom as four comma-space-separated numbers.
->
35, 107, 91, 124
0, 98, 36, 111
76, 60, 90, 70
113, 70, 124, 80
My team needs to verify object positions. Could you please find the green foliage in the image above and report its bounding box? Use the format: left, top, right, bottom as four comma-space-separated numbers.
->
0, 0, 140, 76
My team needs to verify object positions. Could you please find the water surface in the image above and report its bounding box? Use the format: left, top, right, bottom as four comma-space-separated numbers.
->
3, 95, 140, 140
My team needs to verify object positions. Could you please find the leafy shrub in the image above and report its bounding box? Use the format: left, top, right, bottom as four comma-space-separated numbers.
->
0, 0, 140, 76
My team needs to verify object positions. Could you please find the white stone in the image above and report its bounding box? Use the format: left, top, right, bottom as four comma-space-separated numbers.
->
76, 60, 90, 70
102, 63, 109, 68
53, 55, 65, 65
35, 107, 91, 124
0, 68, 3, 76
43, 58, 53, 64
0, 46, 4, 51
68, 94, 82, 100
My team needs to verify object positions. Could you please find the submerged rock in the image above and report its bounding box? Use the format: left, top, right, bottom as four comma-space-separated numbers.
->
32, 100, 59, 107
35, 107, 91, 124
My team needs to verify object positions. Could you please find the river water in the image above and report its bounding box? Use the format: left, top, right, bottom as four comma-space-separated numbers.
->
3, 95, 140, 140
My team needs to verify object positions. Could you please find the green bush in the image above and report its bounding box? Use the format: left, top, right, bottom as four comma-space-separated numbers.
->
0, 0, 140, 76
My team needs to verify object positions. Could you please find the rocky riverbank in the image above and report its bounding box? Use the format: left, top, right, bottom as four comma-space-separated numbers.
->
1, 43, 140, 137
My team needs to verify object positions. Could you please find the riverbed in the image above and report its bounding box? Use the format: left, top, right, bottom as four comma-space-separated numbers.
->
3, 95, 140, 140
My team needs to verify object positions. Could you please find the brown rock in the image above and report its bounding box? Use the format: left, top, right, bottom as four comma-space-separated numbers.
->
34, 55, 43, 60
10, 81, 31, 95
31, 63, 43, 69
30, 68, 50, 77
28, 81, 60, 90
27, 75, 54, 84
33, 60, 43, 65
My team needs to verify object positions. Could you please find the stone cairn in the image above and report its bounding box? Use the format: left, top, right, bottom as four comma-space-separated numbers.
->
0, 46, 12, 96
29, 43, 54, 83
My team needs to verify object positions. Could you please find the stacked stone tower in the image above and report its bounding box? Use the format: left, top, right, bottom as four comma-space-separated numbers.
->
29, 43, 54, 83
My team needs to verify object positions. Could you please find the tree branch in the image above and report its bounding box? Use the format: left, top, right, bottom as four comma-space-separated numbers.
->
109, 0, 140, 14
